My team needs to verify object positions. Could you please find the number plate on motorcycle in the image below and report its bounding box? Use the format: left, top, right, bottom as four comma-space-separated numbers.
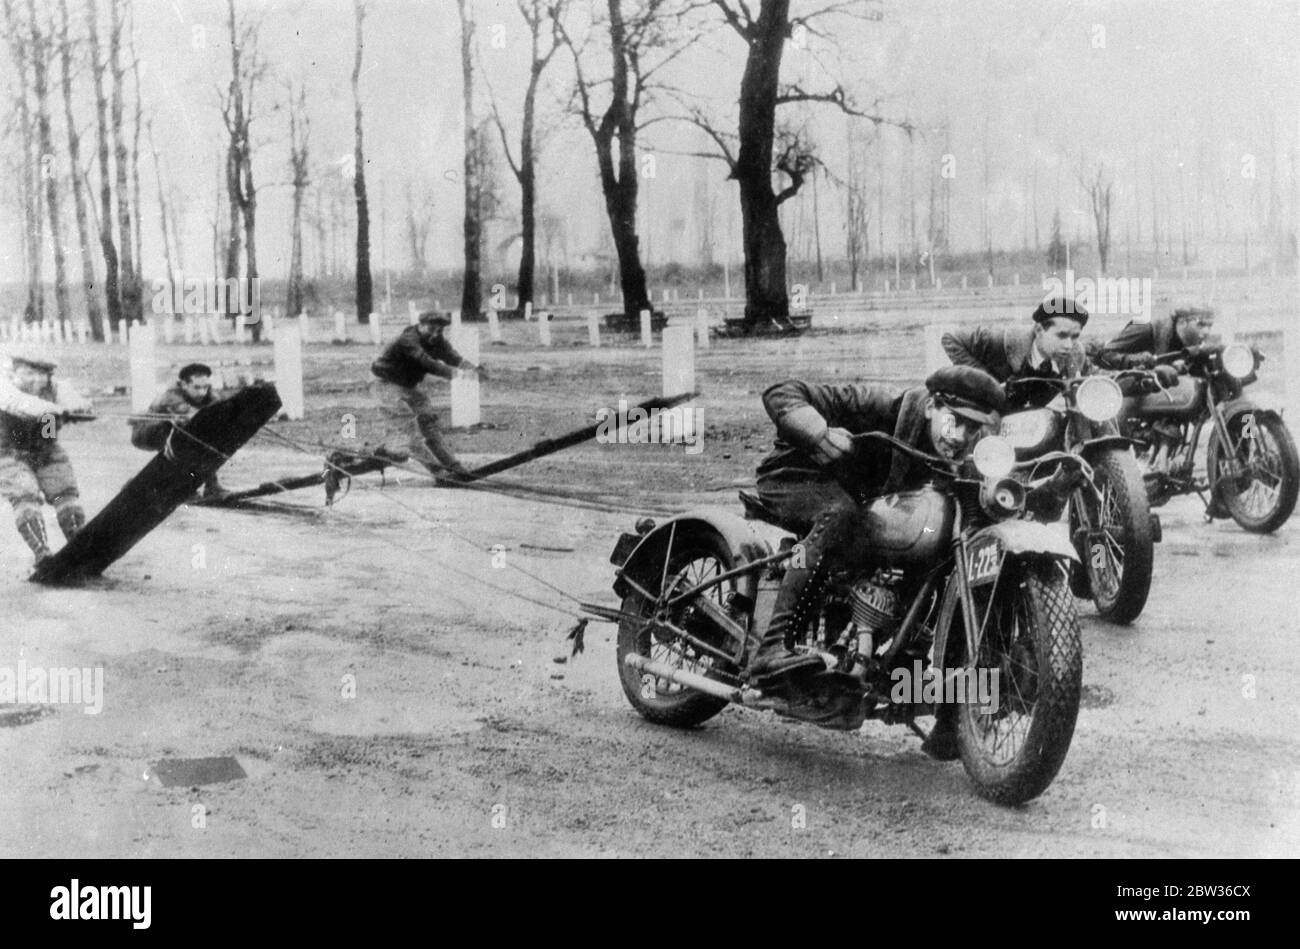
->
966, 535, 1002, 586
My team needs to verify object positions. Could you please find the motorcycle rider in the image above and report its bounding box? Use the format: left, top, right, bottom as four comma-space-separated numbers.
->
1095, 305, 1215, 377
941, 297, 1092, 383
129, 362, 227, 498
753, 365, 1006, 757
0, 349, 94, 565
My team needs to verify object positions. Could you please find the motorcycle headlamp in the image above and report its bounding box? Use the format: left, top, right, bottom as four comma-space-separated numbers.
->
1221, 343, 1255, 379
971, 435, 1016, 479
1075, 375, 1123, 422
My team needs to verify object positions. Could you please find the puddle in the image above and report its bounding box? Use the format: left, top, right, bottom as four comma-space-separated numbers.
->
147, 756, 247, 788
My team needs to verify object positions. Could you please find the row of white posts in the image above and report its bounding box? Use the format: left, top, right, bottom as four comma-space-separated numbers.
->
492, 306, 712, 352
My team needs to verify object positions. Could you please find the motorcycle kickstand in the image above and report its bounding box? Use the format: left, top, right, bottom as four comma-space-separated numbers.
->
1194, 488, 1215, 522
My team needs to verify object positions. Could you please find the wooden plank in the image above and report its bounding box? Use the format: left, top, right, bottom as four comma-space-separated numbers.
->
30, 384, 283, 585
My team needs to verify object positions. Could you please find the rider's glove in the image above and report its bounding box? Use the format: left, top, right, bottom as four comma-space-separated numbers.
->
1130, 353, 1157, 369
1154, 364, 1180, 388
812, 427, 854, 465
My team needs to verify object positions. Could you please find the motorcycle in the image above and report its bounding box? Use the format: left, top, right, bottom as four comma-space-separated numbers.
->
998, 374, 1155, 625
1119, 342, 1299, 533
598, 432, 1085, 806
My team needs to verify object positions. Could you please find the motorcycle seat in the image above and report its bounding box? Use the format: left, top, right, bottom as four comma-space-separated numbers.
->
738, 490, 787, 528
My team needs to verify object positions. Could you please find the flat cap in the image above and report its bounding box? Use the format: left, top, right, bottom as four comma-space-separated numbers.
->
417, 311, 451, 327
1032, 296, 1089, 327
926, 365, 1006, 425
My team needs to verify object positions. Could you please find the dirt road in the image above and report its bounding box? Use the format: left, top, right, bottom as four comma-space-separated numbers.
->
2, 425, 1296, 858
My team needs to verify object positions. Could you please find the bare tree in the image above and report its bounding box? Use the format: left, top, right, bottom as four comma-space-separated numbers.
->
404, 179, 431, 275
219, 0, 266, 338
108, 0, 140, 322
23, 0, 72, 330
486, 0, 566, 311
453, 0, 484, 316
352, 0, 372, 322
84, 0, 121, 333
146, 118, 174, 286
558, 1, 700, 318
844, 122, 872, 291
693, 0, 902, 331
1082, 162, 1114, 274
3, 0, 46, 324
286, 81, 309, 317
56, 0, 104, 340
128, 4, 142, 286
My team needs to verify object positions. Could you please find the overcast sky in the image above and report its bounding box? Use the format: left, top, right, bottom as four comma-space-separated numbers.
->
2, 0, 1296, 287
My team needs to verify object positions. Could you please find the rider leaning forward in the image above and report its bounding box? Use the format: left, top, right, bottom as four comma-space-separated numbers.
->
753, 364, 1006, 759
0, 350, 94, 565
1095, 305, 1216, 381
942, 297, 1092, 384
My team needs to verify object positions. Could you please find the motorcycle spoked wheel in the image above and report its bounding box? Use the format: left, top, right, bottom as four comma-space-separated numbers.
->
956, 563, 1082, 806
615, 531, 740, 728
1070, 448, 1154, 625
1207, 413, 1300, 534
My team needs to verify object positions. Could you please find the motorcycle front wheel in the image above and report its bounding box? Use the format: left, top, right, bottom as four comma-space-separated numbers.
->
1071, 448, 1154, 624
1207, 413, 1300, 533
956, 564, 1082, 806
615, 529, 739, 728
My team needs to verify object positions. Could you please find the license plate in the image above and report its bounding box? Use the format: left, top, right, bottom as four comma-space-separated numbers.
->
966, 535, 1002, 586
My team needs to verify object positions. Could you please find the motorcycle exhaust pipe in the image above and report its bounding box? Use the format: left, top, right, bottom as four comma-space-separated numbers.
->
624, 653, 753, 703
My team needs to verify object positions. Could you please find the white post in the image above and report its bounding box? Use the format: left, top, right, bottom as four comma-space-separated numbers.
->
961, 274, 968, 290
449, 326, 481, 428
695, 307, 710, 349
524, 301, 533, 322
298, 312, 311, 345
183, 315, 195, 343
1013, 273, 1021, 286
369, 312, 382, 345
910, 278, 917, 292
273, 324, 305, 420
538, 310, 552, 347
451, 308, 462, 330
830, 281, 837, 295
640, 309, 653, 348
333, 310, 347, 343
162, 316, 175, 344
935, 278, 942, 291
235, 314, 248, 343
594, 292, 600, 306
567, 292, 573, 306
487, 308, 502, 343
264, 306, 277, 339
587, 311, 600, 348
924, 324, 949, 374
987, 273, 994, 287
77, 322, 88, 345
197, 316, 210, 346
661, 324, 697, 444
408, 300, 419, 325
128, 321, 158, 413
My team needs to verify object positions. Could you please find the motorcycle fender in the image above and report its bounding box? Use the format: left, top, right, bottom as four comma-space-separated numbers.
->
1080, 435, 1137, 456
970, 519, 1079, 564
612, 507, 777, 599
1220, 395, 1285, 421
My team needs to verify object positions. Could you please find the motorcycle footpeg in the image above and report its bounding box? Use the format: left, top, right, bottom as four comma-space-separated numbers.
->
747, 657, 825, 695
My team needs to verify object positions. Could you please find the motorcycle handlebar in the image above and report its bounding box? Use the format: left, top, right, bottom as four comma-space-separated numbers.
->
848, 430, 954, 473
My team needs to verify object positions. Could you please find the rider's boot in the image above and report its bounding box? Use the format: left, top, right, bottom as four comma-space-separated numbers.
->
921, 703, 961, 761
16, 511, 52, 565
748, 509, 849, 691
55, 504, 86, 542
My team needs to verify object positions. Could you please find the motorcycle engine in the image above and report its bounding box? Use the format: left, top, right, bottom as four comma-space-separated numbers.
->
849, 569, 905, 658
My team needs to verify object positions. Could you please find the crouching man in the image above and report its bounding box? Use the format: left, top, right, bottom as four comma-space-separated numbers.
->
753, 365, 1005, 758
129, 363, 225, 498
0, 350, 94, 565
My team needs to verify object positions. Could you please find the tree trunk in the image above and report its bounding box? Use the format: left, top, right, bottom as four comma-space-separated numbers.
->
515, 70, 541, 310
26, 0, 71, 331
58, 0, 104, 340
287, 87, 308, 318
353, 0, 373, 323
129, 15, 143, 291
733, 0, 791, 329
147, 121, 174, 286
457, 0, 481, 317
109, 0, 139, 324
85, 0, 121, 334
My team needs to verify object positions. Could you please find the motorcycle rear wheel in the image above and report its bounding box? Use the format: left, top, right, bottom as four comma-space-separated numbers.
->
956, 564, 1082, 806
1208, 413, 1300, 534
1071, 448, 1154, 625
615, 530, 739, 728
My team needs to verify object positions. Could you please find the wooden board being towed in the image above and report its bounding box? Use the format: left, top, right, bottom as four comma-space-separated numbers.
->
30, 383, 282, 585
